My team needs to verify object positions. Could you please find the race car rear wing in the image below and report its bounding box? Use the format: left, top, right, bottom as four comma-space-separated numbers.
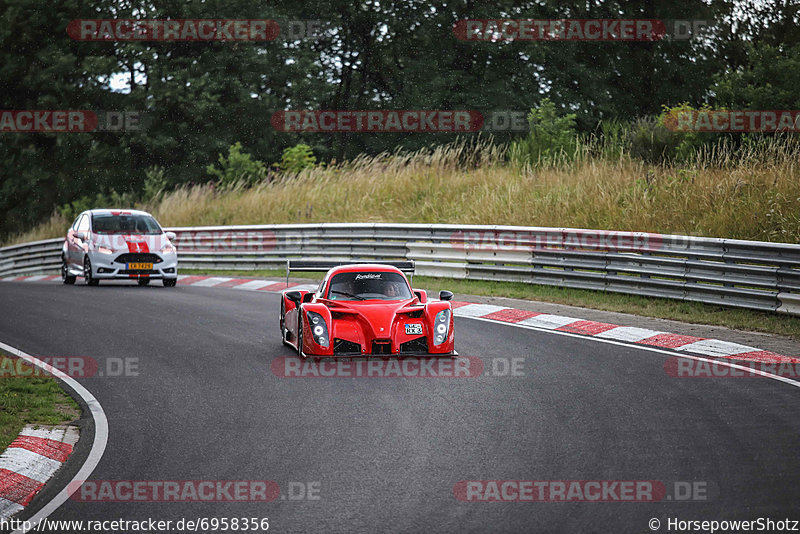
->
286, 260, 415, 285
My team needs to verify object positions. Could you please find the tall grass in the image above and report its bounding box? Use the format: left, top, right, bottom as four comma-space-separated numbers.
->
5, 136, 800, 245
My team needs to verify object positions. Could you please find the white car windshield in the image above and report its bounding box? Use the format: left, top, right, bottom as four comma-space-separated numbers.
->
92, 214, 162, 234
327, 272, 412, 301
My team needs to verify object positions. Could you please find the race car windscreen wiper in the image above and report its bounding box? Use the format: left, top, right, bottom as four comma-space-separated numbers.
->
329, 290, 366, 300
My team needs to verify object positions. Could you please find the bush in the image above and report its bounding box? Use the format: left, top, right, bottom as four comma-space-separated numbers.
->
275, 144, 318, 174
206, 142, 268, 186
142, 166, 168, 202
660, 103, 725, 162
627, 116, 681, 164
509, 98, 579, 167
586, 119, 630, 161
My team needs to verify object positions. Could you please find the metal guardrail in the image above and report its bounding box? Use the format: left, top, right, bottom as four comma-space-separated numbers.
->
2, 223, 799, 315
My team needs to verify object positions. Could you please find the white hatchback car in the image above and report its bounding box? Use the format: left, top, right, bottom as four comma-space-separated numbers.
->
62, 209, 178, 286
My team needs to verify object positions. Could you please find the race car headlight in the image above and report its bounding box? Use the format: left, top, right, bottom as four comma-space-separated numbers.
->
306, 311, 329, 347
434, 309, 451, 346
160, 245, 176, 255
97, 246, 114, 255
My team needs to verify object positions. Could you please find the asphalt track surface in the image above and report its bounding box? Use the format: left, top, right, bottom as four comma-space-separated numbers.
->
1, 281, 799, 533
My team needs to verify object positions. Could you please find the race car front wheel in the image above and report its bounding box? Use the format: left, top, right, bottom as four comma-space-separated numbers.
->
61, 257, 76, 285
163, 278, 177, 287
84, 257, 99, 286
296, 315, 304, 357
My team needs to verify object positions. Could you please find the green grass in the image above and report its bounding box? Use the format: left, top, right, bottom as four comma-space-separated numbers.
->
0, 354, 81, 451
7, 137, 800, 246
180, 269, 800, 339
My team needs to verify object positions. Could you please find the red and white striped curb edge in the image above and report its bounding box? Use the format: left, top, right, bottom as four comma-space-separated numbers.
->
0, 426, 79, 519
4, 274, 798, 364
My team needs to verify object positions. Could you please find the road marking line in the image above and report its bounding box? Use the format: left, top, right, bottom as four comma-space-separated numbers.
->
481, 308, 540, 323
190, 277, 234, 287
463, 315, 800, 391
674, 339, 760, 357
0, 471, 43, 506
9, 435, 75, 463
233, 280, 279, 291
7, 274, 798, 363
596, 326, 665, 342
0, 498, 24, 517
556, 320, 619, 336
636, 333, 705, 349
0, 341, 108, 533
453, 304, 508, 317
0, 449, 62, 485
517, 314, 579, 329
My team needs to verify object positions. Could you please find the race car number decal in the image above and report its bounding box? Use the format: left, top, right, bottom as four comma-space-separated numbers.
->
127, 262, 153, 270
404, 323, 423, 335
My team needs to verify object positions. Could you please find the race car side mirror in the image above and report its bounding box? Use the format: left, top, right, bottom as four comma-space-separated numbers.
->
165, 231, 177, 241
74, 231, 87, 241
439, 290, 453, 301
285, 291, 302, 304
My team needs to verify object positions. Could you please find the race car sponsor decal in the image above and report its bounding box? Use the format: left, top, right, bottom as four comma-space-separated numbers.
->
355, 273, 381, 280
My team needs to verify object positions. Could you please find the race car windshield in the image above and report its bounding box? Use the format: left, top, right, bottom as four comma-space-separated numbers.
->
92, 214, 162, 234
327, 271, 412, 301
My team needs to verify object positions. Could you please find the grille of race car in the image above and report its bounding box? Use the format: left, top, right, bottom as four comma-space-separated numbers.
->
334, 338, 361, 354
119, 269, 159, 274
115, 253, 163, 264
372, 339, 392, 355
400, 337, 428, 353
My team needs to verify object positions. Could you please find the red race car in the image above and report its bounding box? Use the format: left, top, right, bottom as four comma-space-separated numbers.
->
280, 261, 456, 357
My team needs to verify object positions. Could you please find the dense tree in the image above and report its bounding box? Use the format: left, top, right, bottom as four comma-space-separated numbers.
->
0, 0, 795, 238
